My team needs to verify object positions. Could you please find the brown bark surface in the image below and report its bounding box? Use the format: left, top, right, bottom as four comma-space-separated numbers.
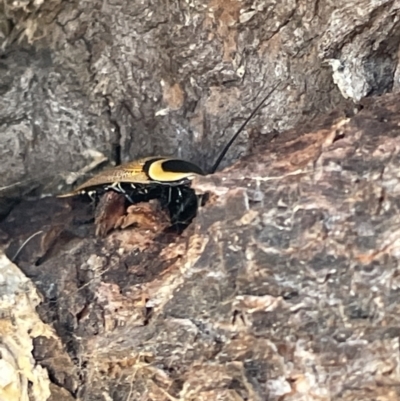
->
1, 94, 400, 400
2, 0, 400, 400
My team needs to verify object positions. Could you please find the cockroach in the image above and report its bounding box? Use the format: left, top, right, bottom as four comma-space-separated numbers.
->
59, 82, 281, 229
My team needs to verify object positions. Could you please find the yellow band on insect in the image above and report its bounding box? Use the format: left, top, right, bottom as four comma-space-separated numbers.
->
147, 159, 199, 182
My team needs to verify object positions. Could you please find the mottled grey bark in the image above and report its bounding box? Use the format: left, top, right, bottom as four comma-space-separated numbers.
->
1, 0, 399, 205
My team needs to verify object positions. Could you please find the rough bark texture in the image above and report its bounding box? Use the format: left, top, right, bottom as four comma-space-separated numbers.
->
2, 0, 399, 205
2, 0, 400, 400
1, 94, 400, 400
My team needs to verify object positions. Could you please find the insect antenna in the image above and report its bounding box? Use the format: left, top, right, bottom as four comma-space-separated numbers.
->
209, 81, 282, 174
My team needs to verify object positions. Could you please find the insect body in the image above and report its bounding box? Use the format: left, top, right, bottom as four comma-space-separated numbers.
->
59, 157, 204, 197
59, 82, 281, 230
59, 156, 206, 227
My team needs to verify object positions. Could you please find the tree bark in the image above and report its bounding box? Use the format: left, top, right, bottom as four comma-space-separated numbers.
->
3, 93, 400, 400
4, 0, 399, 204
1, 0, 400, 400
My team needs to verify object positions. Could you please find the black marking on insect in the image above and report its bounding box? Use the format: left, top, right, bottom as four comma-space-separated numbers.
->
59, 82, 281, 230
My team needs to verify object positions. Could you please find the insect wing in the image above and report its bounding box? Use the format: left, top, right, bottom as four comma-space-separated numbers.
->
76, 160, 152, 189
58, 156, 203, 198
58, 159, 151, 198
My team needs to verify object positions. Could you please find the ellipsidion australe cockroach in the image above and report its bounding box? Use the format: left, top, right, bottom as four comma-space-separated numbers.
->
59, 82, 281, 229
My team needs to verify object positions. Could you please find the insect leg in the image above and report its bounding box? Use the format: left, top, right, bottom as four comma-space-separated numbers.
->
115, 182, 125, 193
104, 182, 134, 203
173, 187, 185, 219
115, 182, 135, 202
168, 186, 198, 227
87, 190, 97, 202
104, 182, 119, 193
123, 193, 134, 203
